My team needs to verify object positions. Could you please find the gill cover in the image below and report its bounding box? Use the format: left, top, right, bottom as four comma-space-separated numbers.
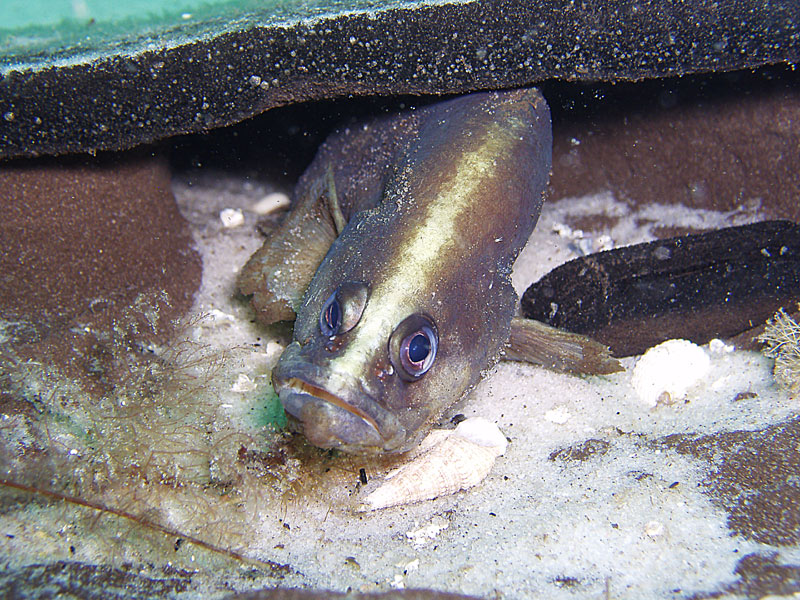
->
272, 88, 552, 453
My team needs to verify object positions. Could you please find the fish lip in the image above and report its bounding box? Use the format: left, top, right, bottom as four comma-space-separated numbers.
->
273, 348, 407, 453
279, 377, 385, 447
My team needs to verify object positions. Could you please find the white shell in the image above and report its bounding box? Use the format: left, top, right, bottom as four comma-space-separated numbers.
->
631, 339, 710, 407
359, 417, 507, 511
252, 192, 291, 215
219, 207, 245, 228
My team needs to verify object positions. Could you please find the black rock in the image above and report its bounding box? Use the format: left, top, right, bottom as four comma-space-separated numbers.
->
2, 0, 799, 158
520, 220, 800, 356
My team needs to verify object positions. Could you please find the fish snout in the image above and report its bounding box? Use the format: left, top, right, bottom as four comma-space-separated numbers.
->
273, 345, 407, 453
278, 387, 383, 449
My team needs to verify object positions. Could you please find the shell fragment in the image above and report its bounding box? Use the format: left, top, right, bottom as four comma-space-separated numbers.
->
359, 417, 507, 511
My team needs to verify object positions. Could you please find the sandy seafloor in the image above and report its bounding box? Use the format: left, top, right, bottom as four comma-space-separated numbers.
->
161, 170, 797, 600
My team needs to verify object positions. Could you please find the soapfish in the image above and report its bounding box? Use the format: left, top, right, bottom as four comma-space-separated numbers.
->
239, 88, 617, 454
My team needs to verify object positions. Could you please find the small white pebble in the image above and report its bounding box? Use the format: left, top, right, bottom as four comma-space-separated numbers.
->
231, 373, 256, 393
454, 416, 507, 452
264, 341, 285, 362
631, 339, 710, 407
404, 558, 420, 572
405, 517, 449, 546
544, 406, 571, 424
708, 338, 735, 354
595, 234, 615, 252
206, 308, 236, 323
644, 520, 665, 537
574, 237, 594, 256
220, 208, 245, 228
252, 192, 291, 215
552, 222, 573, 237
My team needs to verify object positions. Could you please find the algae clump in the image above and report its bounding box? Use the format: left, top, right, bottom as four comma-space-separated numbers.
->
0, 294, 298, 574
759, 306, 800, 396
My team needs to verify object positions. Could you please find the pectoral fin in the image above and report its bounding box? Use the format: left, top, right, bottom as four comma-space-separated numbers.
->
238, 174, 342, 324
506, 317, 623, 375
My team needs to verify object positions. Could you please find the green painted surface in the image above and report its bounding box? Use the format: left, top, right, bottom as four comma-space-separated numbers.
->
0, 0, 455, 71
3, 0, 205, 29
261, 389, 289, 430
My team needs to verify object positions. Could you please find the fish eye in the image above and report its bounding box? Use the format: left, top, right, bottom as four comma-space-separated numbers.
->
319, 281, 369, 337
319, 293, 341, 336
389, 314, 438, 381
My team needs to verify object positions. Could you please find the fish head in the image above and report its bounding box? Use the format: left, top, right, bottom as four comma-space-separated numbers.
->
272, 277, 416, 453
272, 255, 511, 454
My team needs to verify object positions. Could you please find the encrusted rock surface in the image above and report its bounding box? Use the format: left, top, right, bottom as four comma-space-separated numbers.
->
0, 152, 202, 384
1, 0, 798, 158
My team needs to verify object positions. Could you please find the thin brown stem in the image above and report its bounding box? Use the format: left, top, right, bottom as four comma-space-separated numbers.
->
0, 477, 290, 574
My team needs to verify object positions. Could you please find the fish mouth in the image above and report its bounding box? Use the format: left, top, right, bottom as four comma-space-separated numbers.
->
273, 350, 406, 453
279, 377, 384, 448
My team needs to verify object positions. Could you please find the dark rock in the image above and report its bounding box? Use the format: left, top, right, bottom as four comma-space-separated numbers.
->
0, 152, 202, 387
0, 561, 191, 600
1, 0, 798, 158
658, 418, 800, 546
548, 439, 610, 462
521, 220, 800, 357
548, 68, 800, 221
552, 575, 582, 589
690, 553, 800, 599
226, 590, 481, 600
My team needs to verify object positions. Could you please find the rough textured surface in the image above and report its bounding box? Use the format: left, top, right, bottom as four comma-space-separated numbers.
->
547, 67, 800, 222
0, 561, 192, 600
1, 0, 798, 158
0, 563, 481, 600
659, 421, 800, 599
0, 18, 799, 594
2, 170, 800, 599
692, 553, 800, 599
0, 152, 202, 384
165, 66, 800, 228
660, 418, 800, 547
520, 220, 800, 356
548, 438, 610, 462
227, 591, 480, 600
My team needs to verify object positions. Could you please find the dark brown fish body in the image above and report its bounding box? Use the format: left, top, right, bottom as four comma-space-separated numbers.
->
241, 89, 552, 453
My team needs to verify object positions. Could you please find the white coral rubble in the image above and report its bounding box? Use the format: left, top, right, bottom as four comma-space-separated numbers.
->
631, 339, 711, 407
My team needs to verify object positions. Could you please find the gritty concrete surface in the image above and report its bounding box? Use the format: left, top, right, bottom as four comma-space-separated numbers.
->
2, 0, 798, 158
0, 152, 202, 393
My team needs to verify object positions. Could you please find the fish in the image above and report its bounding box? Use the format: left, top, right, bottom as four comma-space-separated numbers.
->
238, 88, 619, 454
